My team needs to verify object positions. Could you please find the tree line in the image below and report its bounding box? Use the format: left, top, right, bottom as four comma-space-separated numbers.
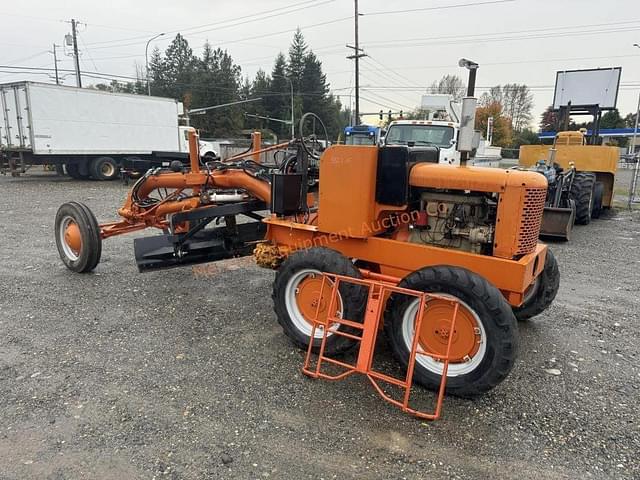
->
144, 30, 347, 141
93, 30, 348, 141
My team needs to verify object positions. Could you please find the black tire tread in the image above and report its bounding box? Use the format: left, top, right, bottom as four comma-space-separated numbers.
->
65, 163, 89, 180
384, 266, 518, 397
591, 181, 604, 219
54, 202, 102, 273
90, 157, 119, 181
513, 249, 560, 321
570, 172, 595, 225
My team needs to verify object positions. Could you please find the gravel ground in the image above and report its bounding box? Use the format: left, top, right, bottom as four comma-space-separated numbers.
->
0, 169, 638, 480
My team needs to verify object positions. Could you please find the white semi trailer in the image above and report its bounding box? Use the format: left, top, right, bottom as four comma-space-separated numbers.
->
0, 82, 219, 180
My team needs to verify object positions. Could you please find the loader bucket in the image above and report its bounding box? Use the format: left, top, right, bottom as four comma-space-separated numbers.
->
539, 206, 575, 241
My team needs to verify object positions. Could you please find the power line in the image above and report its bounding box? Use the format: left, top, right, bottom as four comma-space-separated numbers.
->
364, 19, 640, 48
327, 53, 640, 76
365, 25, 640, 50
365, 55, 416, 89
364, 0, 515, 16
84, 0, 333, 48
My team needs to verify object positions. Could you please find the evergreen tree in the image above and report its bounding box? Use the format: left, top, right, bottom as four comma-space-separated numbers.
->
191, 42, 243, 136
287, 29, 308, 90
162, 34, 196, 103
266, 53, 291, 139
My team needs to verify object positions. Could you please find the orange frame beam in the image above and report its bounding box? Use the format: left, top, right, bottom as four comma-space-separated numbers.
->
264, 218, 547, 306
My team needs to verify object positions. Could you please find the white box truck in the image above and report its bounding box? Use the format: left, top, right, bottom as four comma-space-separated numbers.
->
0, 82, 219, 180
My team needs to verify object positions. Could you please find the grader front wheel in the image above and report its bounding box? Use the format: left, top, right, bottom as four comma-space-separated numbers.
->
54, 202, 102, 273
384, 266, 518, 397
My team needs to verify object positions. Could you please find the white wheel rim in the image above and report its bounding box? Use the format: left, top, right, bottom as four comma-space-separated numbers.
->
101, 162, 116, 177
400, 295, 487, 377
284, 268, 342, 339
59, 215, 80, 261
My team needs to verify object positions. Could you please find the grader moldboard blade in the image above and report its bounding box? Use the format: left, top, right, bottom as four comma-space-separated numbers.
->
540, 206, 575, 240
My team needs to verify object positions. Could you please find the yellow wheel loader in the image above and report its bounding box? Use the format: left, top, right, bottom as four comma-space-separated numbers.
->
520, 130, 617, 239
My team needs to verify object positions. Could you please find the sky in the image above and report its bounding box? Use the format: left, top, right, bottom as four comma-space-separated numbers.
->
1, 0, 639, 129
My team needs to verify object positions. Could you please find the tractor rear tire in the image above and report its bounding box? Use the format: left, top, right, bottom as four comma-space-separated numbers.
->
272, 247, 366, 355
571, 172, 596, 225
54, 202, 102, 273
90, 156, 120, 181
591, 181, 604, 219
513, 249, 559, 321
384, 266, 518, 397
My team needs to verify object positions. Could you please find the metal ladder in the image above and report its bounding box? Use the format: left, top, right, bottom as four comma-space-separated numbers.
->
302, 272, 459, 420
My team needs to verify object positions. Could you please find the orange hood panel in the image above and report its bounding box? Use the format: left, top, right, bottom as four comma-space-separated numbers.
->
409, 163, 547, 192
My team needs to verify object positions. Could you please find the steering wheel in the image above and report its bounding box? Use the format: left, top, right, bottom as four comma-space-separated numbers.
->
298, 112, 329, 160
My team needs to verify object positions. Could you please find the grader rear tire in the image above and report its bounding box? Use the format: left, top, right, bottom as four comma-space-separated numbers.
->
513, 249, 559, 321
54, 202, 102, 273
571, 172, 596, 225
272, 247, 366, 355
384, 266, 518, 397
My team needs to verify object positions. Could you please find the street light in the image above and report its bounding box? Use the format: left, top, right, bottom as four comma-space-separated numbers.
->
145, 32, 165, 96
273, 74, 294, 140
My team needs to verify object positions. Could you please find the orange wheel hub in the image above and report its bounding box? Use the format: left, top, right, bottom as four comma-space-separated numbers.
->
64, 221, 82, 255
295, 275, 342, 325
417, 299, 481, 363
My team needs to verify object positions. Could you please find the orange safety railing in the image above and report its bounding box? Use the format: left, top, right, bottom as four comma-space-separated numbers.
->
302, 273, 460, 420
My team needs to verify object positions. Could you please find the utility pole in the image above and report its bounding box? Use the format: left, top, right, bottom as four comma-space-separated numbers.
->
70, 19, 81, 87
49, 44, 61, 85
347, 0, 366, 124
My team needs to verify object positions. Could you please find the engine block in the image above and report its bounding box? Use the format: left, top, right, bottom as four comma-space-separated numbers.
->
409, 191, 495, 254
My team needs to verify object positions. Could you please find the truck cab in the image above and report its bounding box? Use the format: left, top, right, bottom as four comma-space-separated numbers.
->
178, 126, 220, 160
344, 124, 381, 145
384, 94, 500, 167
384, 119, 459, 164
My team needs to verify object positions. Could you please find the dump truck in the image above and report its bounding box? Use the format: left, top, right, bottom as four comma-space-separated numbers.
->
0, 81, 219, 180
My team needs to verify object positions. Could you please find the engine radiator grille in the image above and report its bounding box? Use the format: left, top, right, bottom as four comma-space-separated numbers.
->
517, 188, 546, 254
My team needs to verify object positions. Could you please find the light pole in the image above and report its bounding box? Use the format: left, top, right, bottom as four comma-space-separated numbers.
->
273, 74, 294, 140
633, 44, 640, 156
145, 32, 165, 96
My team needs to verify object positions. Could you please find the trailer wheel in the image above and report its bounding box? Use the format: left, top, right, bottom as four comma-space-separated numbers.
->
66, 163, 90, 180
90, 157, 120, 181
384, 266, 518, 397
513, 249, 559, 321
591, 181, 604, 219
54, 164, 65, 176
272, 247, 366, 355
55, 202, 102, 273
570, 172, 595, 225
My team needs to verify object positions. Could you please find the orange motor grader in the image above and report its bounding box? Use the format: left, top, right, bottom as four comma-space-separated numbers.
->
55, 109, 558, 399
